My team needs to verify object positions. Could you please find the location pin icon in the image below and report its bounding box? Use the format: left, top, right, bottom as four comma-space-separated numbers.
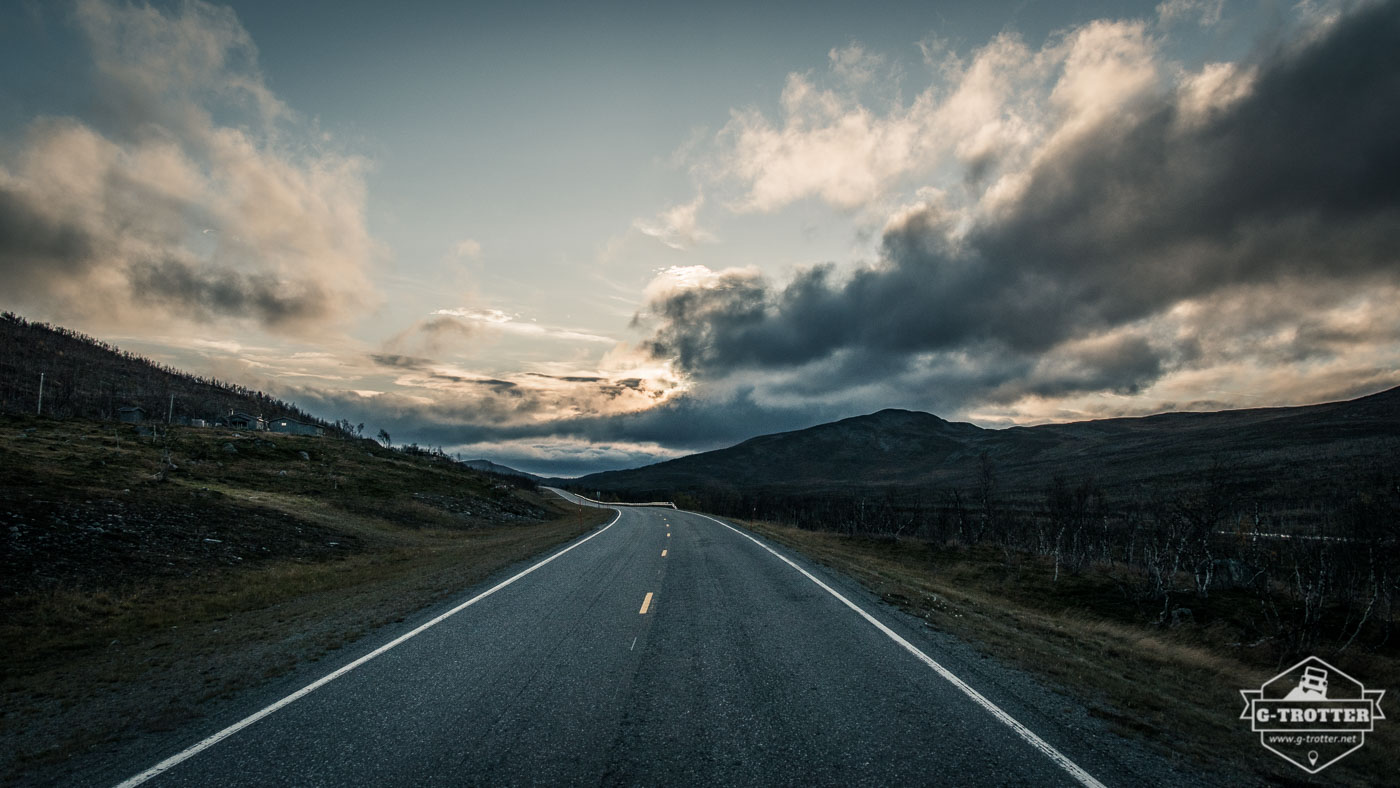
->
1308, 751, 1319, 766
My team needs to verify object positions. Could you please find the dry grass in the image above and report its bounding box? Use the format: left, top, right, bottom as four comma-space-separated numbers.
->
736, 519, 1397, 787
1, 506, 610, 784
0, 415, 612, 785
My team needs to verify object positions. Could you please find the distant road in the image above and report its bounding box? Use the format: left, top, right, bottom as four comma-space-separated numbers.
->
107, 490, 1179, 786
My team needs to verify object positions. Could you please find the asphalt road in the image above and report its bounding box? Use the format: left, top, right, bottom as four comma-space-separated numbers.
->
109, 492, 1188, 787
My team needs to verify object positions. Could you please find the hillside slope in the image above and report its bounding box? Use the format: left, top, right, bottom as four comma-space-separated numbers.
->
0, 413, 608, 785
0, 312, 335, 430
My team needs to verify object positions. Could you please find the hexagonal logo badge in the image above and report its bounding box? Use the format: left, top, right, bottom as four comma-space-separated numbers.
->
1240, 656, 1385, 773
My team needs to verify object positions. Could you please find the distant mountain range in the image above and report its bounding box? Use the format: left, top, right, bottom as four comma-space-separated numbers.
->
572, 387, 1400, 506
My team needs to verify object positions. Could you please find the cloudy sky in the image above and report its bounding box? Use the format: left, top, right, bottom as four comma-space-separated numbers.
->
2, 0, 1397, 475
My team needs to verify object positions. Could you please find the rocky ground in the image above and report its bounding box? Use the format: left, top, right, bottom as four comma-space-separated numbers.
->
3, 491, 356, 597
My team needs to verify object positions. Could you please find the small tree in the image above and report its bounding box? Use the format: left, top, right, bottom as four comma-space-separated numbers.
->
377, 429, 391, 447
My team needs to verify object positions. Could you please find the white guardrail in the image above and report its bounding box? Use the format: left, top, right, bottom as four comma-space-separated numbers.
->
546, 488, 677, 509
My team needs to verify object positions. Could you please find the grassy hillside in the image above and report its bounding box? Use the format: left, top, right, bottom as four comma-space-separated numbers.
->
0, 312, 337, 431
0, 414, 610, 786
1, 416, 549, 597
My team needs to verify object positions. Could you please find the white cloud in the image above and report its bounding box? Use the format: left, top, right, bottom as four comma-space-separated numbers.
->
0, 0, 379, 334
633, 194, 717, 250
720, 73, 921, 212
972, 283, 1400, 425
344, 348, 687, 432
704, 15, 1170, 218
640, 264, 764, 305
926, 32, 1042, 170
828, 43, 885, 87
1173, 61, 1257, 130
431, 308, 616, 345
1044, 20, 1160, 143
1156, 0, 1224, 28
452, 238, 483, 258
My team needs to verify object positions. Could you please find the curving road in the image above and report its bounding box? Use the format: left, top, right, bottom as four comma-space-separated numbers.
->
106, 491, 1184, 787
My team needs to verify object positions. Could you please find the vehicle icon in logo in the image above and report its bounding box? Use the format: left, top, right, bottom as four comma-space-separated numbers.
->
1240, 656, 1385, 773
1283, 666, 1329, 701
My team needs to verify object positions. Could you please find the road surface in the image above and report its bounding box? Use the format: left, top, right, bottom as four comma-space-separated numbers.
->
106, 492, 1186, 786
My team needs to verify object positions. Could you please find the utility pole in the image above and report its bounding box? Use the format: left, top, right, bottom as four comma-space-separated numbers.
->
168, 393, 175, 424
37, 372, 44, 415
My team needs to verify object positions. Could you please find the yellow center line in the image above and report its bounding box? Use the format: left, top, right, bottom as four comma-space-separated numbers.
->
661, 549, 667, 556
639, 592, 654, 615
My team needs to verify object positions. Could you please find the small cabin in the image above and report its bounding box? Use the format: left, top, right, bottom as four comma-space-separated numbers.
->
117, 406, 146, 423
268, 417, 324, 436
227, 411, 266, 431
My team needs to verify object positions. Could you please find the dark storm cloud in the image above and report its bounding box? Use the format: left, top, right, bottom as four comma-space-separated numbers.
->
416, 315, 473, 341
429, 375, 520, 393
519, 392, 834, 449
0, 3, 377, 333
639, 269, 771, 371
128, 258, 331, 327
380, 315, 474, 360
989, 334, 1174, 403
370, 353, 434, 370
525, 373, 607, 383
368, 354, 520, 390
288, 382, 846, 461
5, 172, 347, 330
0, 185, 94, 276
642, 2, 1400, 402
973, 0, 1400, 339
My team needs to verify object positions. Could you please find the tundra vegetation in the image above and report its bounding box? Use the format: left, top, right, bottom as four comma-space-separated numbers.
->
0, 414, 609, 786
662, 457, 1399, 784
0, 313, 334, 432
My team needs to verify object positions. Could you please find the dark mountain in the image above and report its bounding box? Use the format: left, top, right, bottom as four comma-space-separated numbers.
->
0, 312, 338, 431
462, 459, 544, 483
575, 387, 1400, 506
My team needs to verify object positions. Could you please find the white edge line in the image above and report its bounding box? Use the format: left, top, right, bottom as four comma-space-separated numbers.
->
114, 507, 621, 788
690, 511, 1107, 788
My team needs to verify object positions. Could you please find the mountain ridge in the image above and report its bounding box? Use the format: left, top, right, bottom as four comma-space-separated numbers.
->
572, 386, 1400, 503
